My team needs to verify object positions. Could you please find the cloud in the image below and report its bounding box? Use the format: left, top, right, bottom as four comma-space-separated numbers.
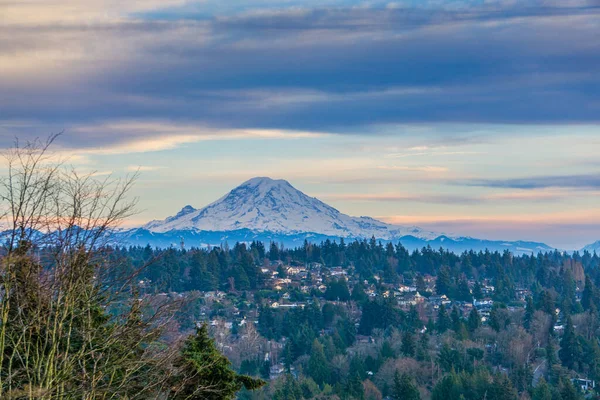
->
1, 1, 599, 148
376, 165, 449, 172
320, 187, 591, 205
320, 193, 477, 204
462, 174, 600, 190
0, 120, 329, 154
385, 151, 483, 158
126, 165, 165, 172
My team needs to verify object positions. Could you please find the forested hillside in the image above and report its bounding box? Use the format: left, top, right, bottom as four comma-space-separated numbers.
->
100, 239, 600, 399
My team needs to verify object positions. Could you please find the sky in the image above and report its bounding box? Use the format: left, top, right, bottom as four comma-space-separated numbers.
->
1, 0, 600, 250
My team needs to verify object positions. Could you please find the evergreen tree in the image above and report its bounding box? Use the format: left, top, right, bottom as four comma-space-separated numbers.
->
489, 374, 518, 400
431, 371, 462, 400
437, 304, 451, 333
524, 296, 535, 330
532, 378, 552, 400
467, 307, 481, 332
401, 331, 416, 357
416, 334, 430, 362
308, 339, 330, 386
450, 306, 462, 332
472, 280, 484, 300
392, 370, 420, 400
415, 274, 427, 294
273, 374, 303, 400
436, 266, 452, 296
344, 371, 365, 400
351, 282, 368, 303
546, 341, 557, 367
170, 324, 265, 399
582, 275, 597, 311
381, 340, 396, 359
456, 278, 472, 301
407, 305, 422, 331
559, 378, 581, 400
559, 317, 580, 370
489, 303, 509, 332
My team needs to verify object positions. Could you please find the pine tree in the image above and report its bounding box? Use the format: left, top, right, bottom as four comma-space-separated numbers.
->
472, 281, 484, 300
308, 339, 330, 386
582, 275, 597, 311
546, 341, 557, 366
559, 378, 581, 400
456, 278, 472, 301
170, 324, 265, 399
559, 316, 580, 370
489, 373, 518, 400
524, 296, 535, 330
344, 371, 365, 400
415, 274, 427, 294
416, 334, 430, 362
401, 331, 416, 357
451, 306, 462, 332
436, 266, 452, 296
437, 304, 451, 333
393, 370, 420, 400
467, 307, 481, 332
532, 378, 552, 400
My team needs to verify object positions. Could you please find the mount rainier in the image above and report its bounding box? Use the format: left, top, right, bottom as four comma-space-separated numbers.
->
124, 177, 554, 254
143, 177, 438, 240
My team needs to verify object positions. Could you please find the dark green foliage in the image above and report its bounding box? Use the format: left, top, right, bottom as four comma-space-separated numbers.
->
401, 331, 416, 357
273, 375, 303, 400
325, 278, 351, 301
308, 339, 331, 386
393, 371, 420, 400
467, 307, 481, 332
559, 317, 581, 370
358, 298, 400, 335
436, 304, 451, 333
381, 340, 396, 359
472, 281, 483, 300
436, 266, 452, 296
509, 364, 532, 393
489, 303, 510, 332
524, 296, 535, 330
559, 378, 582, 400
351, 282, 368, 303
532, 378, 552, 400
582, 275, 597, 312
170, 324, 265, 399
432, 370, 517, 400
456, 278, 472, 302
343, 371, 365, 400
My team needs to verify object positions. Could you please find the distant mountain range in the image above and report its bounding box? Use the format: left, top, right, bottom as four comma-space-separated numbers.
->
120, 177, 562, 255
583, 241, 600, 254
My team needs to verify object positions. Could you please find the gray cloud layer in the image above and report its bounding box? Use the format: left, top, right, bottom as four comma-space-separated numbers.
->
462, 174, 600, 189
1, 2, 600, 148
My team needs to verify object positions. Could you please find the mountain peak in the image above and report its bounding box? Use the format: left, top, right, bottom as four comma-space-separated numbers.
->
241, 176, 289, 186
142, 177, 439, 240
176, 205, 196, 216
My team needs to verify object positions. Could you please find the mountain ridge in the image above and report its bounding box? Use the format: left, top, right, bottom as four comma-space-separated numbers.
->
129, 177, 559, 255
143, 177, 440, 240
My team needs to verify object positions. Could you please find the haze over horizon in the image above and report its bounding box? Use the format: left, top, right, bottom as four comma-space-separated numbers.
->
2, 0, 600, 249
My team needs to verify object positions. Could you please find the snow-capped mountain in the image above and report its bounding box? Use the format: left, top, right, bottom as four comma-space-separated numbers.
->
131, 177, 555, 254
583, 241, 600, 254
143, 177, 439, 240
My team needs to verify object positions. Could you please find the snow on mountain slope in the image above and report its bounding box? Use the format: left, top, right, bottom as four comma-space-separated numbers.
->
143, 177, 440, 240
583, 241, 600, 254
